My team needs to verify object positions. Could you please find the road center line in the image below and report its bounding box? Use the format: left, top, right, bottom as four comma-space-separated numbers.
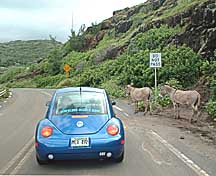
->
3, 91, 51, 174
41, 91, 52, 97
149, 130, 210, 176
141, 142, 170, 165
113, 105, 123, 112
10, 145, 35, 175
0, 137, 34, 175
113, 105, 129, 118
123, 112, 129, 117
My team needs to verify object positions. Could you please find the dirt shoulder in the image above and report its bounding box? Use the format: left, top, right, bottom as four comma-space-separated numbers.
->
117, 98, 216, 146
155, 106, 216, 145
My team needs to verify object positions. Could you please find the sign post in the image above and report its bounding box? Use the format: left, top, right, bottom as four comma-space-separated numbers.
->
64, 64, 71, 78
150, 53, 162, 104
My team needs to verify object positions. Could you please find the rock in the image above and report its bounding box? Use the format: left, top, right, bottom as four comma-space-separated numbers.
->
150, 0, 165, 9
180, 136, 185, 139
113, 7, 130, 16
166, 1, 216, 59
94, 46, 116, 64
75, 62, 84, 71
84, 31, 106, 50
130, 0, 216, 59
95, 31, 106, 42
101, 20, 113, 30
115, 20, 133, 34
155, 11, 163, 17
198, 28, 216, 58
94, 45, 126, 64
127, 5, 143, 18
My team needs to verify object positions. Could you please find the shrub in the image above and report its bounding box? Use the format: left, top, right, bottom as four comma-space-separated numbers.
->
11, 80, 37, 88
150, 86, 171, 110
206, 99, 216, 120
135, 25, 181, 50
57, 78, 76, 88
32, 75, 66, 88
100, 80, 125, 98
165, 78, 183, 89
210, 79, 216, 99
0, 67, 25, 84
159, 46, 202, 87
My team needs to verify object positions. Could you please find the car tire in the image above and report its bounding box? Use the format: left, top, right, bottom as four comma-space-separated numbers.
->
36, 155, 48, 165
115, 151, 124, 163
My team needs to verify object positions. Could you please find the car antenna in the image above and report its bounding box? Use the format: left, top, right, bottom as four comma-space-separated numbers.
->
77, 64, 82, 96
79, 71, 81, 95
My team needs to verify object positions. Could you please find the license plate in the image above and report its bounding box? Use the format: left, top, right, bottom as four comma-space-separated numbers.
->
71, 137, 89, 147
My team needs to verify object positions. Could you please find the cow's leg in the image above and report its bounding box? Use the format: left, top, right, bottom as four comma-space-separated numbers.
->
190, 108, 194, 123
177, 104, 180, 119
173, 103, 177, 119
134, 101, 138, 114
191, 104, 198, 123
143, 101, 147, 115
128, 96, 131, 105
194, 105, 199, 119
149, 100, 152, 115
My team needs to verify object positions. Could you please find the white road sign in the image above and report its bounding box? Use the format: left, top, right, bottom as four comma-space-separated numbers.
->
150, 53, 162, 68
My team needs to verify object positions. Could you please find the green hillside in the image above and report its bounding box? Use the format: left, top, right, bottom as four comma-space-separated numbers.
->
0, 39, 62, 67
0, 0, 216, 119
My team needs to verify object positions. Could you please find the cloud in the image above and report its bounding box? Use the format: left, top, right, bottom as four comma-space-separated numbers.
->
0, 0, 146, 43
0, 0, 50, 10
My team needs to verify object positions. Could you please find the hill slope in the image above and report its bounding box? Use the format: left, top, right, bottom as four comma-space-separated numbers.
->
0, 40, 62, 67
0, 0, 216, 120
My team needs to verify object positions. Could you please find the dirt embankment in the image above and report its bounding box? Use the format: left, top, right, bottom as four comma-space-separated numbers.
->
154, 106, 216, 145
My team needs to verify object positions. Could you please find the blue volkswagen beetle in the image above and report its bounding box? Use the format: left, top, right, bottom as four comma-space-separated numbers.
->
35, 87, 125, 164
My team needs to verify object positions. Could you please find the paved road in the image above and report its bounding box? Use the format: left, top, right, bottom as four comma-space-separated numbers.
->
0, 88, 216, 175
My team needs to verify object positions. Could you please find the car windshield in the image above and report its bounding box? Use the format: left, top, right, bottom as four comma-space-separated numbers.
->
54, 91, 107, 115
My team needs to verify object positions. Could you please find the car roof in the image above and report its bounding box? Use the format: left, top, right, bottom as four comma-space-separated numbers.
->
55, 87, 105, 94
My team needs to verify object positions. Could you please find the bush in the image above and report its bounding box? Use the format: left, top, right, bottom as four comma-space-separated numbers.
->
32, 75, 66, 88
206, 99, 216, 120
200, 60, 216, 76
150, 87, 172, 110
0, 67, 25, 84
210, 79, 216, 99
165, 78, 183, 89
100, 80, 125, 98
159, 46, 201, 87
57, 78, 76, 88
205, 74, 216, 120
135, 25, 181, 50
157, 95, 172, 107
11, 80, 37, 88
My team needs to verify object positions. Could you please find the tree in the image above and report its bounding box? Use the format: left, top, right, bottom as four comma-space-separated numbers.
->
68, 24, 87, 52
47, 49, 62, 75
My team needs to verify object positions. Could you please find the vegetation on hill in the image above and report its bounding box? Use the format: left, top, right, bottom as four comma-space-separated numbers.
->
0, 0, 216, 119
0, 39, 62, 67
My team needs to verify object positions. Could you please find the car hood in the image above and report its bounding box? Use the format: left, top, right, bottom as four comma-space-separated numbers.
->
51, 114, 109, 135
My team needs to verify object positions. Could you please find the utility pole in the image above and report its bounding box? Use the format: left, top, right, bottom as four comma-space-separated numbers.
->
71, 12, 74, 32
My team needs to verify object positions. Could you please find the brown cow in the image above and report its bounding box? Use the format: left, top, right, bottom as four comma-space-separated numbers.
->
126, 85, 152, 115
160, 85, 201, 123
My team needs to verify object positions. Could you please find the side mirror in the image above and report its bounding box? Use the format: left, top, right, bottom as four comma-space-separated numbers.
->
46, 101, 51, 106
111, 101, 116, 106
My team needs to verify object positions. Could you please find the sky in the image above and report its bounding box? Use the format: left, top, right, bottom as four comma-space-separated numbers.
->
0, 0, 146, 43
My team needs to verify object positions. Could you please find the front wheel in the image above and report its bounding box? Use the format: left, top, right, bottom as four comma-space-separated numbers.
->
115, 151, 124, 163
